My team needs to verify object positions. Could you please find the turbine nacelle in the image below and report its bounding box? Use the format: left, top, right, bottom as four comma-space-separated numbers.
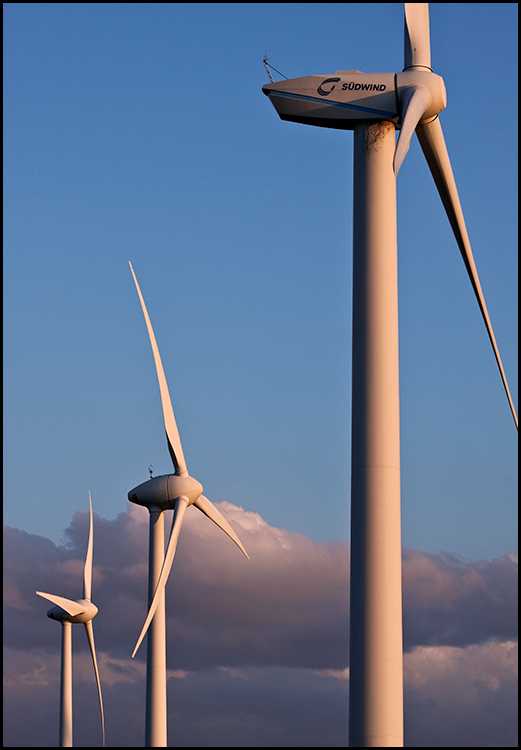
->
128, 473, 203, 511
262, 69, 446, 131
46, 598, 99, 624
262, 71, 397, 130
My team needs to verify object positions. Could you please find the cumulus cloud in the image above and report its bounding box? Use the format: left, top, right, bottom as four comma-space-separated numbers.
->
402, 548, 518, 649
3, 503, 518, 747
404, 641, 518, 747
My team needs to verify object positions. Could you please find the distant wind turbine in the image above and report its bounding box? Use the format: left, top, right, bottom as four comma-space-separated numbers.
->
36, 493, 105, 748
127, 261, 249, 747
262, 3, 517, 747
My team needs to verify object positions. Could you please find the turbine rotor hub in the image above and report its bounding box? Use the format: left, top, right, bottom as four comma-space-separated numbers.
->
396, 69, 447, 123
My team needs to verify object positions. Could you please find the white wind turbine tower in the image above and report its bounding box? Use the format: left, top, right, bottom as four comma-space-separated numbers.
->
262, 3, 518, 747
127, 261, 249, 748
36, 493, 105, 748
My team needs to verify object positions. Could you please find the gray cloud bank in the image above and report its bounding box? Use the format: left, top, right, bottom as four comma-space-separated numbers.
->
3, 503, 518, 746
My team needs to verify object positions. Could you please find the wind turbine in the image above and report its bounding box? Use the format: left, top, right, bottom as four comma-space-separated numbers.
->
127, 261, 249, 748
262, 3, 517, 747
36, 493, 105, 748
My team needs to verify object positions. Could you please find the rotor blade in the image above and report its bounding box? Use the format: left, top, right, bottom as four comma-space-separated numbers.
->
83, 492, 94, 601
404, 3, 431, 71
416, 117, 518, 429
128, 261, 188, 477
394, 84, 432, 175
194, 495, 249, 559
36, 592, 85, 617
84, 620, 105, 748
131, 496, 189, 659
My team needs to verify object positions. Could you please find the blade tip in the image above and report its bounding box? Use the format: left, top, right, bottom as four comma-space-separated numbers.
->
131, 634, 144, 659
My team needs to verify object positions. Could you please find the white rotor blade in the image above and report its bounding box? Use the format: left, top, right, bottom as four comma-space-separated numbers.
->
194, 495, 249, 559
416, 117, 518, 429
84, 620, 105, 748
404, 3, 431, 70
83, 492, 94, 601
129, 261, 188, 477
36, 591, 85, 617
394, 85, 432, 175
131, 497, 189, 659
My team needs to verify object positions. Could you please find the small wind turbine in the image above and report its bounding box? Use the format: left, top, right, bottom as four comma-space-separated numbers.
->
263, 3, 517, 747
36, 493, 105, 748
127, 261, 249, 748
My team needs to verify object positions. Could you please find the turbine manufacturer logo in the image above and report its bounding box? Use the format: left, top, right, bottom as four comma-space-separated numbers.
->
317, 77, 341, 96
343, 82, 387, 91
318, 77, 388, 96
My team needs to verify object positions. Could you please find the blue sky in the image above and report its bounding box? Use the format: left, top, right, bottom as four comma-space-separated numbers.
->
3, 4, 517, 747
4, 2, 517, 560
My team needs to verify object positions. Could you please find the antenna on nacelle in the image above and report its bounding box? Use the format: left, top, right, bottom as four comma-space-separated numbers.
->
263, 55, 288, 83
263, 55, 274, 83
